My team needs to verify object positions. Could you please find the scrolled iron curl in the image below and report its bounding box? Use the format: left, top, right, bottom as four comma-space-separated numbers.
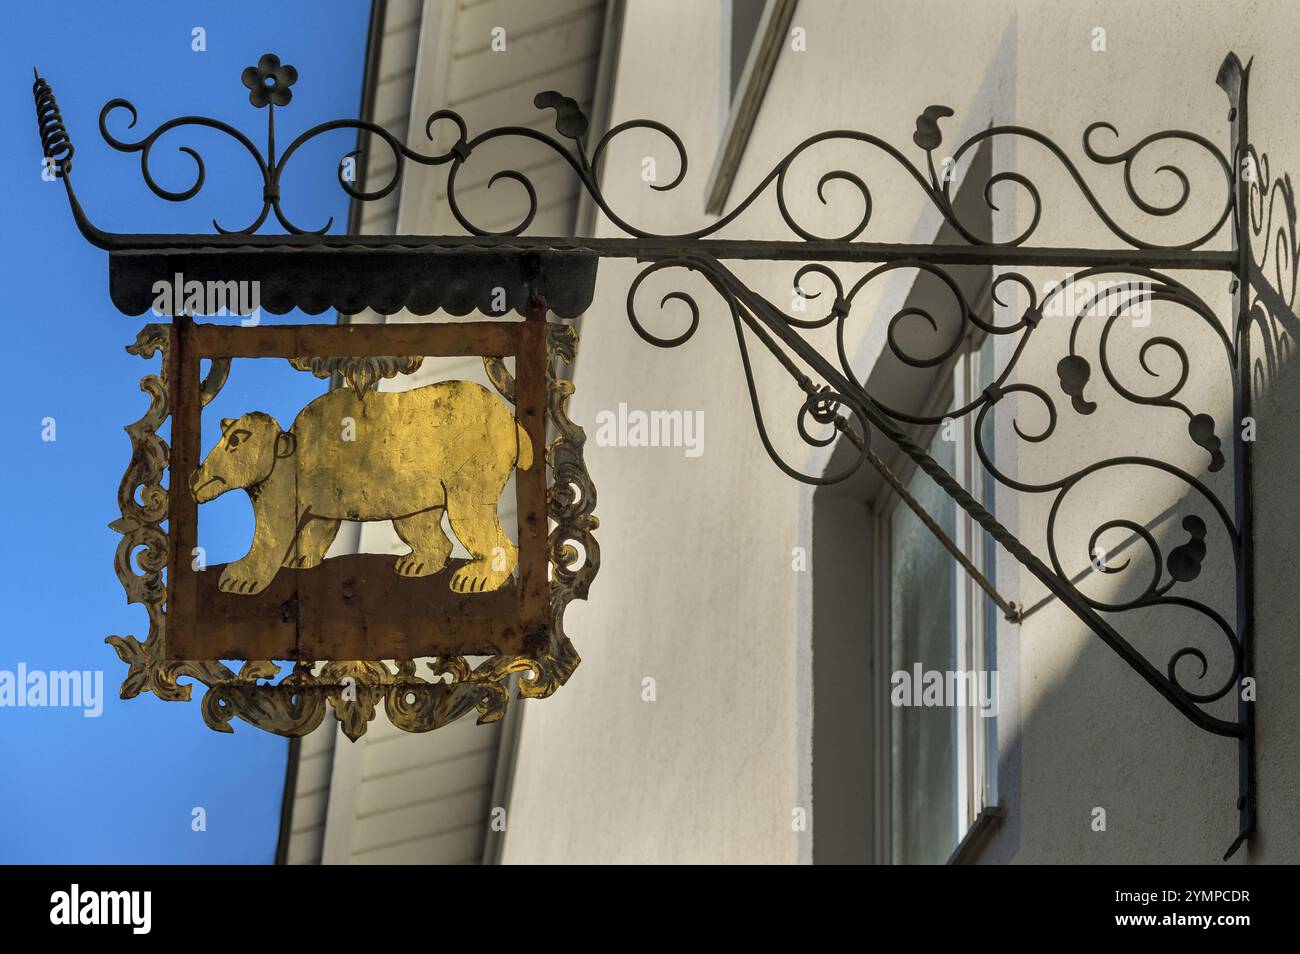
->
97, 98, 468, 235
787, 263, 846, 330
932, 122, 1233, 249
1054, 272, 1234, 472
1086, 519, 1163, 587
1045, 486, 1241, 704
668, 261, 1043, 431
972, 378, 1237, 540
965, 350, 1230, 529
822, 264, 1035, 427
99, 98, 269, 230
786, 264, 1038, 428
625, 260, 872, 486
88, 83, 1236, 248
441, 124, 896, 242
271, 112, 466, 233
588, 120, 1224, 248
1047, 278, 1240, 691
440, 115, 688, 237
625, 259, 701, 348
1063, 273, 1235, 373
967, 380, 1243, 704
439, 111, 1233, 247
631, 258, 1043, 466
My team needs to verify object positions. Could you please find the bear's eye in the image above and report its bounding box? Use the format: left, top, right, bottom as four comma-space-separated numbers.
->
225, 428, 251, 451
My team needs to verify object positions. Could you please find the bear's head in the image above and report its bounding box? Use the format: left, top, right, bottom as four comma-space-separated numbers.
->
190, 412, 294, 503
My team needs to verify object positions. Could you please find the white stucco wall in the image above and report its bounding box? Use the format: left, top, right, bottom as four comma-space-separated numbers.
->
501, 0, 1300, 863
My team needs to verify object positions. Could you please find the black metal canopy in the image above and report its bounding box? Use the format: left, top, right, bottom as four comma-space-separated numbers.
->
34, 51, 1262, 859
107, 245, 598, 318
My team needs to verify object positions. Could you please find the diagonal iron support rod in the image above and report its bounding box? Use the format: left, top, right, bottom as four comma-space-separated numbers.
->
703, 252, 1243, 739
724, 284, 1021, 622
846, 426, 1020, 623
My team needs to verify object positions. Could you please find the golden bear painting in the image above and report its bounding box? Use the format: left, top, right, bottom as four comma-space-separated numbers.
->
188, 380, 532, 597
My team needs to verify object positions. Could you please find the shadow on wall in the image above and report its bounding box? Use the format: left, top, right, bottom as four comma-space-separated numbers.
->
1246, 146, 1298, 388
1020, 146, 1300, 864
1240, 146, 1300, 862
807, 146, 1300, 864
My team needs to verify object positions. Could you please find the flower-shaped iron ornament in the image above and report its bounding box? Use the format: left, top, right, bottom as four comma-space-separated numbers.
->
241, 53, 297, 108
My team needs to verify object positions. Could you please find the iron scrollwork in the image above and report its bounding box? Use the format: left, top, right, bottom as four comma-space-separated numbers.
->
36, 48, 1257, 855
627, 250, 1246, 713
52, 52, 1232, 250
96, 52, 468, 236
615, 179, 1254, 852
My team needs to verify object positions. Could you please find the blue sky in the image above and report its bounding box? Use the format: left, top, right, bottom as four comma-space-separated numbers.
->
0, 1, 371, 862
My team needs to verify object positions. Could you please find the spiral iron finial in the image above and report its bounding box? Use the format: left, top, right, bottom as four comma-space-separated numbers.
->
33, 69, 74, 177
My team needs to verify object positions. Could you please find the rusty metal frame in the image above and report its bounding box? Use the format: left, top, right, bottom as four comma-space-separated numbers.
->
106, 318, 594, 741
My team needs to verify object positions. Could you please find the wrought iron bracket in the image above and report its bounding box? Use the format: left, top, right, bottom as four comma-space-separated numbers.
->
34, 50, 1260, 858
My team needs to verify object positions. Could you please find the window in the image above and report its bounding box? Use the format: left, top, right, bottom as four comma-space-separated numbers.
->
808, 156, 1001, 863
885, 332, 999, 864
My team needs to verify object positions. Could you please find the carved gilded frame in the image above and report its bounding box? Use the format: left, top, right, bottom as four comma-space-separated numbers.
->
107, 320, 597, 740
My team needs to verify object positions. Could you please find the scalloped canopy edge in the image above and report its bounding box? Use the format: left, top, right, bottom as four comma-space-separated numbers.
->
107, 247, 598, 319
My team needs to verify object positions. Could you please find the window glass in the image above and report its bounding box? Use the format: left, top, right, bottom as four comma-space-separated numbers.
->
977, 333, 999, 809
889, 427, 958, 864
